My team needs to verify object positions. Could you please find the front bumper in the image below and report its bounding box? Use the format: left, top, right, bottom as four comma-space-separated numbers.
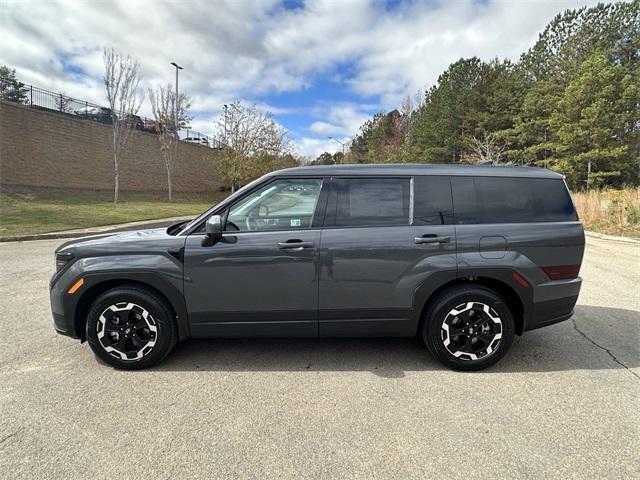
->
50, 268, 83, 339
525, 277, 582, 331
52, 312, 75, 336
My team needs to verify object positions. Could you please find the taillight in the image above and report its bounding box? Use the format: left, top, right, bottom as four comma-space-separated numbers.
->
542, 265, 581, 280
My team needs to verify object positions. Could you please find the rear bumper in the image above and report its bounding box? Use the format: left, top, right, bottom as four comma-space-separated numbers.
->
525, 277, 582, 331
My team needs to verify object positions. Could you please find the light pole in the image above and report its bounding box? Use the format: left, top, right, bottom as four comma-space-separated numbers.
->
170, 62, 183, 133
328, 136, 348, 162
223, 104, 228, 140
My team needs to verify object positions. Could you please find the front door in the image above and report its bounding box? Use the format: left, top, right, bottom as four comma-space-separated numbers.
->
318, 176, 457, 336
184, 177, 326, 338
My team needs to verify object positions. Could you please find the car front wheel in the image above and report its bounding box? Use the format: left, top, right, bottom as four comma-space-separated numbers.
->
422, 285, 515, 371
86, 286, 177, 370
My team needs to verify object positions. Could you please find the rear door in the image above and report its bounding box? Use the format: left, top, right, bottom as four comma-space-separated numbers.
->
318, 175, 457, 336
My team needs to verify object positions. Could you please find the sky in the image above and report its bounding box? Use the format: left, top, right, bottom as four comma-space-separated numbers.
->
1, 0, 601, 159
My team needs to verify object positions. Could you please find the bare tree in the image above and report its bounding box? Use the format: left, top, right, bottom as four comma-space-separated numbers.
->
399, 95, 415, 135
395, 90, 424, 140
55, 92, 73, 113
103, 47, 143, 203
215, 101, 290, 192
148, 84, 192, 201
463, 132, 507, 164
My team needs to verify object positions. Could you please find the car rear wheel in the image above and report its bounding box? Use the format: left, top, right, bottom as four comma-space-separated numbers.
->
86, 286, 177, 370
422, 285, 515, 371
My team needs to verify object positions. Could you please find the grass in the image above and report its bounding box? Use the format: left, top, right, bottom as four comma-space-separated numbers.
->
0, 191, 217, 238
572, 188, 640, 238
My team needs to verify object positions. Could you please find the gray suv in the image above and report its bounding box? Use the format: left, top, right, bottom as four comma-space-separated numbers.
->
50, 165, 585, 371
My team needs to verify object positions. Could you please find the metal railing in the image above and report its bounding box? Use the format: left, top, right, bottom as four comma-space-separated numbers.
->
0, 76, 222, 149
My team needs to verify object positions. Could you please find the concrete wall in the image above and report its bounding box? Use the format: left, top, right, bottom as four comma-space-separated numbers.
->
0, 101, 221, 194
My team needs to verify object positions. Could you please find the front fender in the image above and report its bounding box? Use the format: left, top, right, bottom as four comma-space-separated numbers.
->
51, 253, 189, 340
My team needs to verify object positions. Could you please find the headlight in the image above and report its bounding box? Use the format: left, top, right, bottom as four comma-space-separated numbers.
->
55, 252, 74, 272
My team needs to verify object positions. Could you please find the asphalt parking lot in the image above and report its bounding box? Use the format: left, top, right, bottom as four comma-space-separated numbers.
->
0, 235, 638, 479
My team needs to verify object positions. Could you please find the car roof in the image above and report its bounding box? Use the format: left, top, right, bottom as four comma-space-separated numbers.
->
270, 163, 564, 179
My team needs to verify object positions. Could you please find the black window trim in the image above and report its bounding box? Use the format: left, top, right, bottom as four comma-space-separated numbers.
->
189, 175, 329, 236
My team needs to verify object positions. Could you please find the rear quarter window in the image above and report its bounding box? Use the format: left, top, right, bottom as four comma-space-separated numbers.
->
451, 176, 578, 224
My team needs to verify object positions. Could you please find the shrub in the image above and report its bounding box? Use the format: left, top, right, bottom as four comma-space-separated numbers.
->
572, 188, 640, 237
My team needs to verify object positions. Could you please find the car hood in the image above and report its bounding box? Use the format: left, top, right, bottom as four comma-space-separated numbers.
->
55, 227, 185, 256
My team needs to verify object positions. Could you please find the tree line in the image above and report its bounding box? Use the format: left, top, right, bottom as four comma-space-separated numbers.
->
338, 1, 639, 190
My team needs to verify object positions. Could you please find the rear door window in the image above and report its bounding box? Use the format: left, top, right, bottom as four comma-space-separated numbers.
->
451, 176, 578, 224
334, 178, 410, 227
413, 176, 454, 225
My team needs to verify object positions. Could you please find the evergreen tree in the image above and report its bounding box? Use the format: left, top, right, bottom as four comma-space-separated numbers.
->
409, 58, 485, 163
550, 53, 639, 188
0, 66, 29, 104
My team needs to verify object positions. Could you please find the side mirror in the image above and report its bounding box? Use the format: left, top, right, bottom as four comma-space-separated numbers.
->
205, 215, 223, 241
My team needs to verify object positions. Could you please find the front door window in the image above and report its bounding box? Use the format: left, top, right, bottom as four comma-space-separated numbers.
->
226, 178, 323, 232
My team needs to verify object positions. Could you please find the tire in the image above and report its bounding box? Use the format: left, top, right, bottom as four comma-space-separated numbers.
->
421, 285, 515, 371
86, 285, 177, 370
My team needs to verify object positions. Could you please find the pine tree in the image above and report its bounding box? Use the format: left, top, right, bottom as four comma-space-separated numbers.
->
549, 53, 639, 188
0, 66, 29, 104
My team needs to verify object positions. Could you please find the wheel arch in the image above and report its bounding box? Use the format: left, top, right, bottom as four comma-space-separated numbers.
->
71, 273, 189, 341
414, 272, 527, 336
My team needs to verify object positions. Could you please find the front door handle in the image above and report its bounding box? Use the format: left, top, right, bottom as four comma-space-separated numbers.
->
414, 235, 450, 244
277, 240, 315, 249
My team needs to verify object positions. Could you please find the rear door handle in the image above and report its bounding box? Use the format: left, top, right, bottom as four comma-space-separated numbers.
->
414, 235, 450, 244
277, 240, 315, 249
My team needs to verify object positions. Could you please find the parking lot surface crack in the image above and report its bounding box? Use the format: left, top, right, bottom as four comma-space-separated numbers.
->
572, 319, 639, 380
0, 429, 21, 446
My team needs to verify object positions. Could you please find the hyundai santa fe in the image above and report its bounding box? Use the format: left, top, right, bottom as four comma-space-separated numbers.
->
50, 164, 585, 371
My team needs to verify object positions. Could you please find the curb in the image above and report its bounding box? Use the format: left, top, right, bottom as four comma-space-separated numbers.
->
585, 230, 640, 244
0, 216, 192, 243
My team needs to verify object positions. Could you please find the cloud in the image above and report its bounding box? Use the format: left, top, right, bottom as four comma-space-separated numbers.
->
292, 136, 344, 160
0, 0, 601, 157
309, 102, 379, 137
253, 102, 303, 116
309, 121, 340, 135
